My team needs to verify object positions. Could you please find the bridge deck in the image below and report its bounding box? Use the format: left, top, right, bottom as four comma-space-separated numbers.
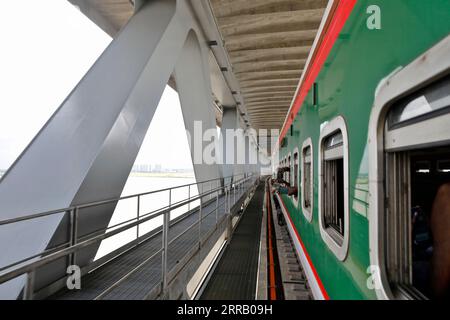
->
51, 180, 254, 300
200, 182, 264, 300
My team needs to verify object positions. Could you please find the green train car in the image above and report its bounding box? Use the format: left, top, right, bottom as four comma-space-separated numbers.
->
274, 0, 450, 300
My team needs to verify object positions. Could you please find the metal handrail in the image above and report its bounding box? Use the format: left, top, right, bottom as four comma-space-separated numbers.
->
168, 197, 227, 246
0, 173, 257, 299
0, 173, 246, 226
0, 175, 248, 272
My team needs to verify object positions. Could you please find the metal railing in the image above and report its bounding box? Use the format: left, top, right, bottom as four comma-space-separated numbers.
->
0, 173, 258, 299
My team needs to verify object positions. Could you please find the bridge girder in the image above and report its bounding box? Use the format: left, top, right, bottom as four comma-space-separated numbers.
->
0, 0, 227, 299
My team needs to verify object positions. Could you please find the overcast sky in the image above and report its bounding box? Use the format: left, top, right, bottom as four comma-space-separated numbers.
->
0, 0, 195, 171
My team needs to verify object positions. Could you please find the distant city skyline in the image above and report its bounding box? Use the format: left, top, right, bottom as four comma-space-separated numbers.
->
131, 163, 194, 173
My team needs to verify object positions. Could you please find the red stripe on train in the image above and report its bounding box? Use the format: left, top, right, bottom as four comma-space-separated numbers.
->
280, 0, 358, 142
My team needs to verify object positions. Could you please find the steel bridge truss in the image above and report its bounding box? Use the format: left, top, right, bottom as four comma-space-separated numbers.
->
0, 0, 260, 299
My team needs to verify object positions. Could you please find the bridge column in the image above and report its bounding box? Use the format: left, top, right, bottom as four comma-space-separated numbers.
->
220, 108, 238, 186
174, 32, 222, 200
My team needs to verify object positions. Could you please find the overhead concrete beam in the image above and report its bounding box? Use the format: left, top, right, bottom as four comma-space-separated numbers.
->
234, 59, 306, 73
237, 70, 302, 81
248, 109, 289, 114
210, 0, 328, 129
250, 111, 288, 116
218, 9, 324, 37
251, 119, 284, 124
240, 78, 299, 89
225, 30, 316, 52
245, 98, 296, 106
229, 46, 310, 64
248, 113, 288, 118
242, 91, 296, 99
210, 0, 329, 18
244, 96, 294, 103
243, 85, 298, 94
246, 105, 292, 110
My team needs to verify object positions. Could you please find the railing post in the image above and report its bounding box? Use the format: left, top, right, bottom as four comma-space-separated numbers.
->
69, 208, 78, 267
136, 195, 140, 245
226, 188, 229, 213
198, 196, 203, 247
188, 185, 191, 212
161, 190, 171, 295
238, 180, 241, 197
209, 181, 214, 200
228, 186, 231, 213
225, 185, 234, 240
23, 271, 35, 300
215, 182, 219, 226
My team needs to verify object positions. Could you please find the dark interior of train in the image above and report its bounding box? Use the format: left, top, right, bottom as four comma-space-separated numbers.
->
324, 158, 345, 237
304, 162, 311, 208
410, 147, 450, 298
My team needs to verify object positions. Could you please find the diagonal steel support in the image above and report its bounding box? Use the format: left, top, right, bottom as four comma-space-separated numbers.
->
175, 31, 222, 205
0, 0, 223, 299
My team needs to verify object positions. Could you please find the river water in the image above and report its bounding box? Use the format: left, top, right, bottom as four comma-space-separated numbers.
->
95, 175, 199, 259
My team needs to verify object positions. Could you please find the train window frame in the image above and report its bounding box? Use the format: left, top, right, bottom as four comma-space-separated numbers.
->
368, 35, 450, 300
283, 157, 287, 182
301, 138, 314, 222
292, 148, 299, 207
318, 116, 350, 261
288, 153, 292, 186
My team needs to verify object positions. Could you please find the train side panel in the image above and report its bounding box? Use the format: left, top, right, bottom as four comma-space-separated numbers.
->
278, 0, 450, 299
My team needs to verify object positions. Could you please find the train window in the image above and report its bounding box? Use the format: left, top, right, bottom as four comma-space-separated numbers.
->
302, 139, 313, 221
288, 154, 291, 186
387, 76, 450, 130
323, 133, 345, 239
318, 117, 349, 261
383, 74, 450, 299
414, 161, 431, 174
283, 158, 287, 182
437, 160, 450, 173
294, 151, 299, 200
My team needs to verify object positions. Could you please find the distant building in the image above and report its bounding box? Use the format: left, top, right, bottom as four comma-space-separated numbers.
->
131, 164, 154, 173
